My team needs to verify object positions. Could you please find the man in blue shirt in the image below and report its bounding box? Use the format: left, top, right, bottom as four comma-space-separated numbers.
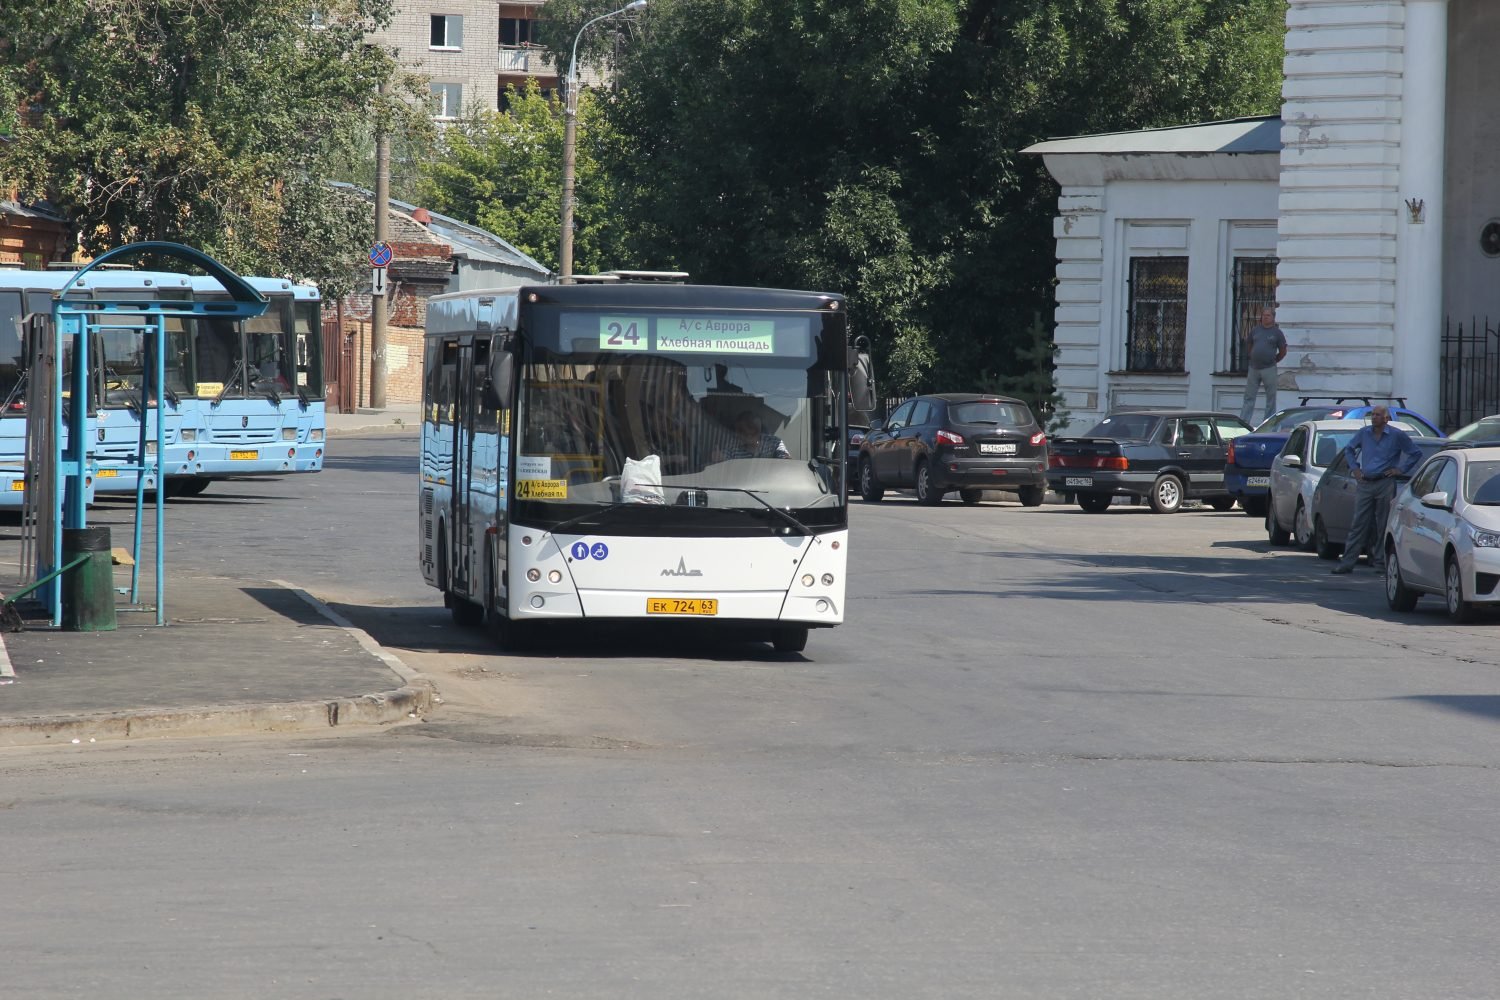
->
1331, 405, 1424, 574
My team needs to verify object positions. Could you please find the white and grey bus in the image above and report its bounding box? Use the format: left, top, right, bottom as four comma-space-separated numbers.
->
419, 279, 872, 652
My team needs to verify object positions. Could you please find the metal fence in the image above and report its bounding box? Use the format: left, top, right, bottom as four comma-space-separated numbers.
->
1441, 315, 1500, 431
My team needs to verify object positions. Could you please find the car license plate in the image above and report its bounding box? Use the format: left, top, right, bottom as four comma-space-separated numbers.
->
1247, 476, 1270, 487
980, 442, 1018, 455
647, 597, 718, 616
96, 469, 118, 478
231, 450, 259, 460
1064, 477, 1092, 487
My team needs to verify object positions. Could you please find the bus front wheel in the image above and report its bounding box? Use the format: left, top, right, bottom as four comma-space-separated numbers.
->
771, 626, 808, 653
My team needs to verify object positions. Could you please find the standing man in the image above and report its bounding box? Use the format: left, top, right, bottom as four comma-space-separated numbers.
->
1239, 306, 1288, 426
1331, 405, 1424, 575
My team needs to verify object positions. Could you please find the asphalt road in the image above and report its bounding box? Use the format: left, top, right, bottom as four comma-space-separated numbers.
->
6, 435, 1500, 999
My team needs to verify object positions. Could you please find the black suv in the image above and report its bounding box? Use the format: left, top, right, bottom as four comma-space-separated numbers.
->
858, 393, 1048, 505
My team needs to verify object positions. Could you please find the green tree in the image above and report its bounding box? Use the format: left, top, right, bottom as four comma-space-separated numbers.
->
580, 0, 1283, 402
416, 81, 625, 273
0, 0, 429, 298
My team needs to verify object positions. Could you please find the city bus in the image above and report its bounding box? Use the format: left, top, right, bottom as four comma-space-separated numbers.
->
419, 280, 871, 652
91, 275, 325, 498
0, 267, 325, 505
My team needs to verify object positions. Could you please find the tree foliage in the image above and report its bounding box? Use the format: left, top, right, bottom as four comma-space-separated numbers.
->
416, 82, 626, 274
0, 0, 429, 297
585, 0, 1285, 402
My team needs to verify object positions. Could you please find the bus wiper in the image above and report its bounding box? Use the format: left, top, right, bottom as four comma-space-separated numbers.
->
679, 486, 812, 535
213, 360, 249, 406
297, 388, 309, 410
545, 500, 638, 537
163, 387, 180, 408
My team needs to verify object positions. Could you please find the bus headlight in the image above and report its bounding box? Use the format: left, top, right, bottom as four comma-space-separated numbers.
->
180, 429, 196, 442
821, 573, 835, 586
310, 429, 324, 442
282, 428, 297, 441
801, 574, 815, 587
144, 442, 157, 456
548, 570, 563, 584
526, 569, 541, 582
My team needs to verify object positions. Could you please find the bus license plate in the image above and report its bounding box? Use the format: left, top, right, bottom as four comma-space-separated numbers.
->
96, 469, 118, 478
231, 450, 259, 460
9, 481, 23, 491
980, 442, 1017, 455
647, 597, 718, 616
1064, 477, 1092, 487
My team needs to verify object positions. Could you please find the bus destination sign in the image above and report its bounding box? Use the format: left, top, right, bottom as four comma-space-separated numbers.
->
599, 316, 777, 356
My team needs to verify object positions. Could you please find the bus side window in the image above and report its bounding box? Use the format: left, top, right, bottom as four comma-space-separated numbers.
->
439, 341, 458, 424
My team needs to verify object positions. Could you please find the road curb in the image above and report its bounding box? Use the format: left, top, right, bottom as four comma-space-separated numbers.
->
0, 581, 435, 748
325, 422, 417, 438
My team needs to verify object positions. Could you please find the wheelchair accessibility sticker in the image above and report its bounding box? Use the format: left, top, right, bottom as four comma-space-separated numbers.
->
570, 541, 610, 561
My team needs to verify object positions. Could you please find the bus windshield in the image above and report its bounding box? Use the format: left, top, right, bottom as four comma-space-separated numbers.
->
514, 309, 844, 525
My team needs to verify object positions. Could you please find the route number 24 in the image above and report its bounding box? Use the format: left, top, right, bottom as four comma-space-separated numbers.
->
605, 321, 642, 347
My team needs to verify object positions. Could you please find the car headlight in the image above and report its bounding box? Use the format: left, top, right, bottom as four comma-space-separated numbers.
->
1468, 523, 1500, 548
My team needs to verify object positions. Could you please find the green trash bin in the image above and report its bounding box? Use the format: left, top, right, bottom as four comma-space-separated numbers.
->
61, 526, 117, 632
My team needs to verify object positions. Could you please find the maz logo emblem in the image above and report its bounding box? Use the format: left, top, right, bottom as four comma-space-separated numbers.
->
241, 415, 249, 428
661, 557, 703, 577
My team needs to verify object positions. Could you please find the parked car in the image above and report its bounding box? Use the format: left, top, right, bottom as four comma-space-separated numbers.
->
1384, 444, 1500, 621
1226, 399, 1443, 518
1308, 437, 1448, 560
858, 393, 1048, 506
1048, 410, 1251, 513
1265, 419, 1419, 549
1447, 415, 1500, 443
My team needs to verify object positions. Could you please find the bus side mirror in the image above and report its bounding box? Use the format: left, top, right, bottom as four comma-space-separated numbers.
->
484, 352, 514, 409
848, 336, 875, 414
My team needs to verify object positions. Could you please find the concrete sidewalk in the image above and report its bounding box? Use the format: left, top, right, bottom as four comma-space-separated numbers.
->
0, 405, 429, 748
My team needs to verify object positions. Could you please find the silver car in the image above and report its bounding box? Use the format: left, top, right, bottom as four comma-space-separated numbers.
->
1266, 419, 1417, 551
1384, 445, 1500, 621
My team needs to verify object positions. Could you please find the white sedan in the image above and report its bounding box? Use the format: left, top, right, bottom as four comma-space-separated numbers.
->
1266, 418, 1416, 551
1384, 445, 1500, 621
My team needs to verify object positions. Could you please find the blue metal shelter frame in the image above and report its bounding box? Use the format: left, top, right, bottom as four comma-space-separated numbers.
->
45, 243, 268, 625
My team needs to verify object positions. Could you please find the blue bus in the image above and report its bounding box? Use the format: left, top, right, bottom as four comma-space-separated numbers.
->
0, 267, 325, 505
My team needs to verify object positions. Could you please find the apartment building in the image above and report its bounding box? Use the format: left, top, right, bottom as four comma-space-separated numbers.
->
372, 2, 562, 117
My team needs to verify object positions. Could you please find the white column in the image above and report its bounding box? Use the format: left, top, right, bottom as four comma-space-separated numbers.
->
1394, 0, 1449, 421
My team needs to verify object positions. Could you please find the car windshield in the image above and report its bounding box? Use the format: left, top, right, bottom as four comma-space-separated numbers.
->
948, 400, 1030, 426
1464, 460, 1500, 504
1449, 417, 1500, 443
1084, 413, 1157, 439
1254, 407, 1333, 432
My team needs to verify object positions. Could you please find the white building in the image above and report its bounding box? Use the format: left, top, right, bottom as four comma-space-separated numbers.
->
1024, 118, 1281, 429
1032, 0, 1497, 433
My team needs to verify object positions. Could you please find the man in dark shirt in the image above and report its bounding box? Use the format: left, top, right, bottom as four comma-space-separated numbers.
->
1331, 405, 1424, 574
1239, 307, 1288, 425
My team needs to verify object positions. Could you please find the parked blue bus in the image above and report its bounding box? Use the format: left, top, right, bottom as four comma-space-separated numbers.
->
0, 267, 325, 505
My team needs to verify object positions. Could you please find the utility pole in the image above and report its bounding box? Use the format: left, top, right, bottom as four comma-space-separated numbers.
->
370, 77, 390, 409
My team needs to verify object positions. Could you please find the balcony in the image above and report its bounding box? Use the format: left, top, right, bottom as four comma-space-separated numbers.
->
498, 45, 557, 75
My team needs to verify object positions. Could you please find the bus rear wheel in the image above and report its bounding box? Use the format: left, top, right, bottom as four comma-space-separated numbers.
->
771, 626, 808, 653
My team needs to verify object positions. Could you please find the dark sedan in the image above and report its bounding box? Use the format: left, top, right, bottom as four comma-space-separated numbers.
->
1048, 410, 1251, 513
1307, 438, 1448, 560
858, 393, 1048, 505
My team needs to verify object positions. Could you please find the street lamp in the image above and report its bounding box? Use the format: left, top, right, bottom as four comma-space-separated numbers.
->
559, 0, 647, 280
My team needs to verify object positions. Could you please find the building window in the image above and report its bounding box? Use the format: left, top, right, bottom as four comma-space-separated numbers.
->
431, 83, 463, 119
430, 14, 464, 49
1228, 257, 1278, 372
500, 18, 534, 46
1126, 257, 1188, 372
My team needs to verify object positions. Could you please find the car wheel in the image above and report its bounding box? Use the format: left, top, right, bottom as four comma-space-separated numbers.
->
859, 457, 884, 503
1208, 496, 1236, 512
1078, 493, 1112, 514
1385, 542, 1419, 612
1240, 495, 1268, 519
914, 461, 942, 505
1148, 474, 1184, 514
1017, 485, 1046, 508
1445, 555, 1476, 624
772, 626, 809, 653
1293, 501, 1315, 551
959, 488, 983, 505
1266, 508, 1291, 546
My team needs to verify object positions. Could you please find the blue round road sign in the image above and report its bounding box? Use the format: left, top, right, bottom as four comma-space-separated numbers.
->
368, 242, 393, 268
